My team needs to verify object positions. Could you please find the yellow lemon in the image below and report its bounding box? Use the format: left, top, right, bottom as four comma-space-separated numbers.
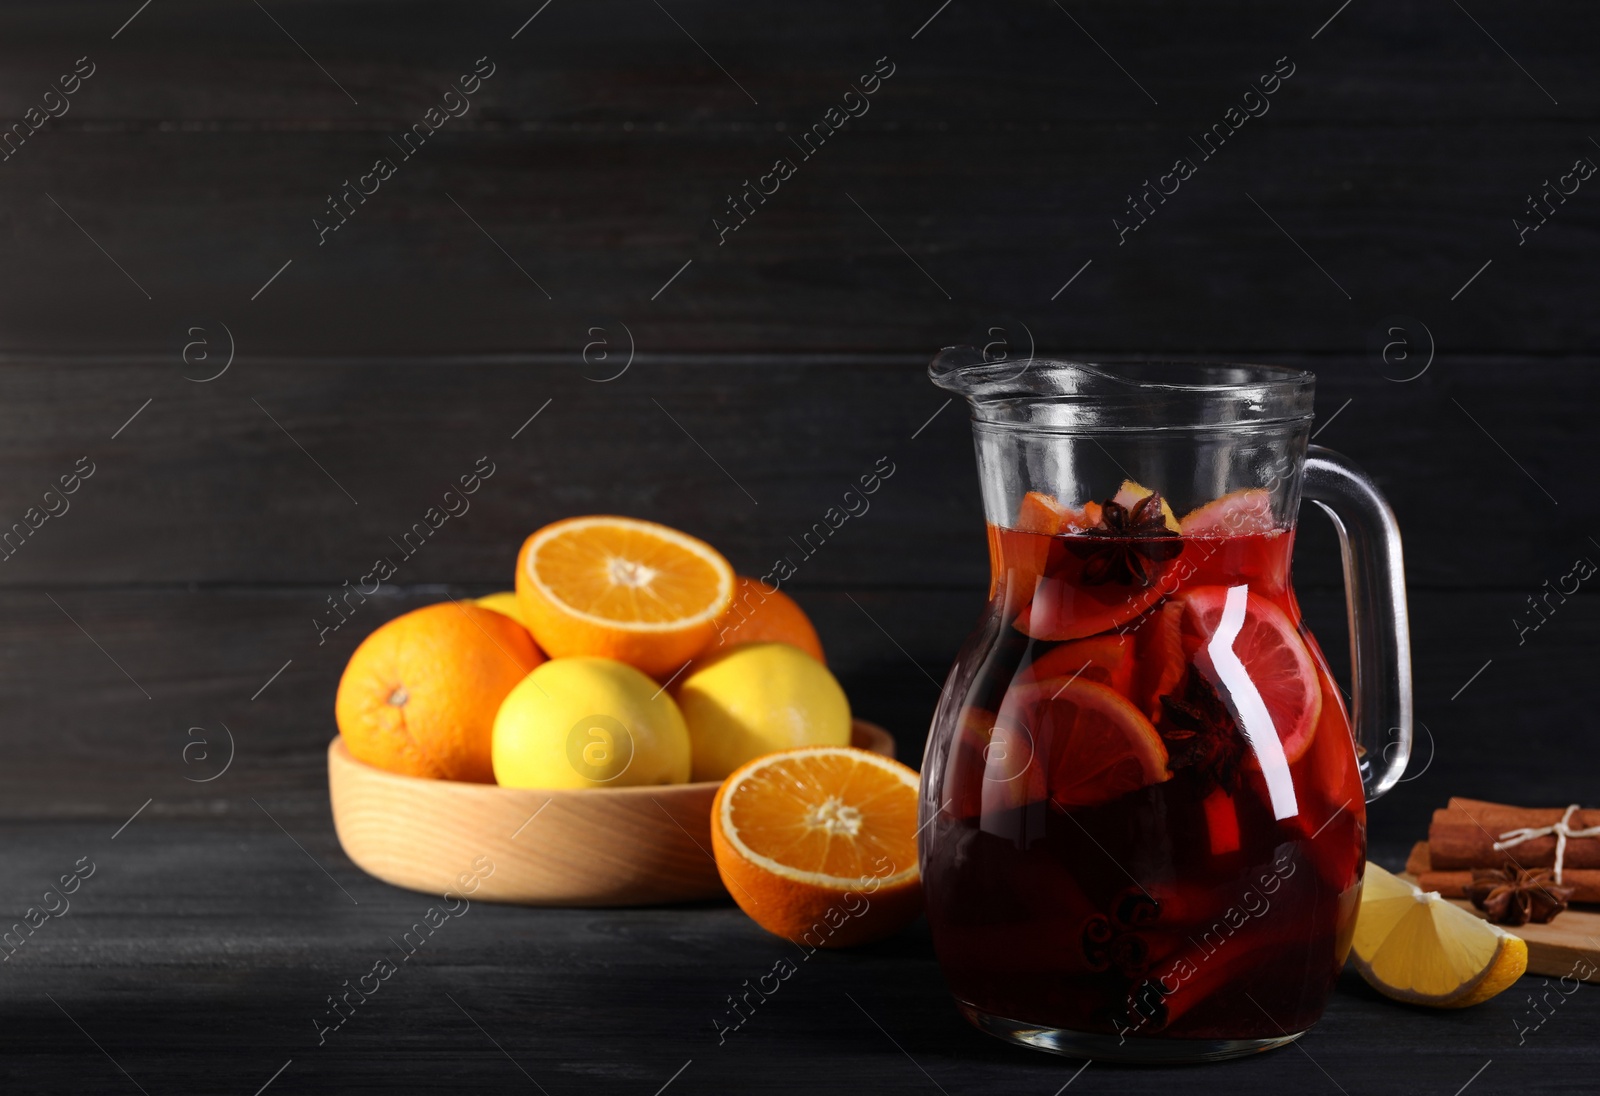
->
676, 642, 851, 782
1351, 862, 1527, 1008
477, 591, 530, 628
491, 657, 690, 789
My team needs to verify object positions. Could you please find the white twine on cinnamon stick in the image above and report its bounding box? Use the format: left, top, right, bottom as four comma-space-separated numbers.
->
1492, 804, 1600, 883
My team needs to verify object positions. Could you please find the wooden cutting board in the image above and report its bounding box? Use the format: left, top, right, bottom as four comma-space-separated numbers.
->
1402, 842, 1600, 984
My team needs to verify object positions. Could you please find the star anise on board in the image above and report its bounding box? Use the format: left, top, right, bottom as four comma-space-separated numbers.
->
1157, 669, 1248, 795
1065, 492, 1183, 587
1465, 865, 1575, 926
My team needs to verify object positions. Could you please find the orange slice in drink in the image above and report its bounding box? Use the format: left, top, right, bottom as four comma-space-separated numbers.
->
999, 679, 1168, 808
1138, 585, 1322, 766
516, 515, 735, 677
1017, 490, 1071, 534
1018, 633, 1136, 697
1014, 555, 1172, 642
711, 747, 923, 947
1133, 598, 1188, 722
1010, 493, 1085, 596
1179, 488, 1277, 536
1179, 586, 1322, 765
1012, 480, 1183, 642
948, 706, 1049, 817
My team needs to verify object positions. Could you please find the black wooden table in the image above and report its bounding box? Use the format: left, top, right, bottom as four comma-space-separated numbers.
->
6, 821, 1589, 1095
4, 0, 1599, 1091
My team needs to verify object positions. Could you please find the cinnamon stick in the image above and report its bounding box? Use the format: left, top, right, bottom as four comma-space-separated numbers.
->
1427, 798, 1600, 871
1417, 870, 1600, 905
1407, 841, 1600, 903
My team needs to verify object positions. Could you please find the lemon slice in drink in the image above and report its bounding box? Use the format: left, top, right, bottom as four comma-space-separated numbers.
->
1351, 862, 1527, 1008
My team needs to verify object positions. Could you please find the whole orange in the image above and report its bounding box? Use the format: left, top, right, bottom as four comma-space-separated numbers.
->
335, 602, 544, 783
705, 576, 825, 663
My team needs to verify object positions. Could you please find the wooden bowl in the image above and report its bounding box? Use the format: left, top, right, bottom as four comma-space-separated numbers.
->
328, 720, 899, 907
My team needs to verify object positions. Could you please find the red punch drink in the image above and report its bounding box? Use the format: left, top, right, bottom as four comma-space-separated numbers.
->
921, 485, 1366, 1051
923, 354, 1411, 1062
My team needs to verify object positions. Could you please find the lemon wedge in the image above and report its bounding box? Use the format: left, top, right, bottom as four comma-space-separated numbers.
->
1351, 862, 1527, 1008
1111, 479, 1181, 532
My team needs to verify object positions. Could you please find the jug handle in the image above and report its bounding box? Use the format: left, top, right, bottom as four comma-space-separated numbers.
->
1302, 446, 1414, 801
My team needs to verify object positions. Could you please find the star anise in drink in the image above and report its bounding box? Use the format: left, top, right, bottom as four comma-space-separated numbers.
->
1465, 865, 1574, 926
1157, 669, 1247, 794
1066, 492, 1183, 587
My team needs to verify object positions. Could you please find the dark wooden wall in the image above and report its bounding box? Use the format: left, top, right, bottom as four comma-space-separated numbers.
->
2, 0, 1597, 853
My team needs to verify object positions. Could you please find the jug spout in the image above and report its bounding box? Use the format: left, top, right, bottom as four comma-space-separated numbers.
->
929, 347, 1315, 434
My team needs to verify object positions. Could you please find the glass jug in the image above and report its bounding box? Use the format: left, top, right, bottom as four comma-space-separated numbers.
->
919, 351, 1412, 1064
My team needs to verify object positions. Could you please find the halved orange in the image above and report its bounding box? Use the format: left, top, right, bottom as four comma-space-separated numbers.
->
515, 516, 735, 677
710, 746, 923, 948
998, 678, 1168, 808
